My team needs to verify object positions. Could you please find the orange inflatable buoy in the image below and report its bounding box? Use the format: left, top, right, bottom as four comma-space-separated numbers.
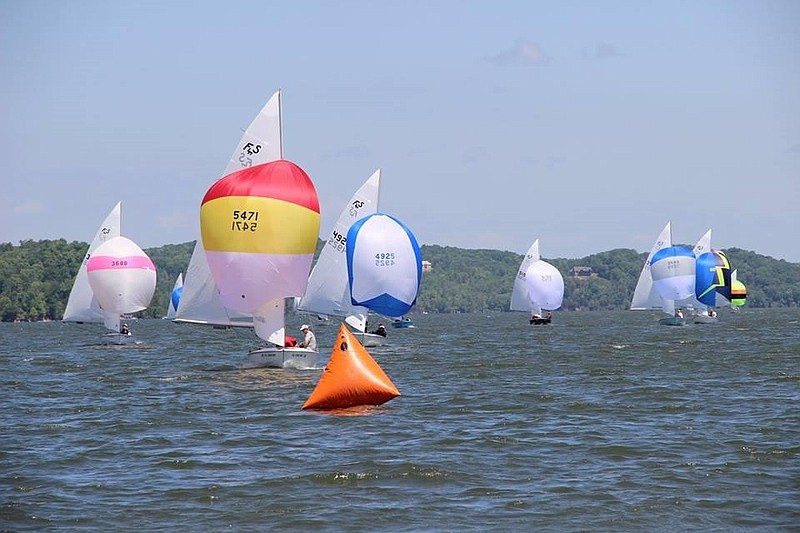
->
302, 324, 400, 410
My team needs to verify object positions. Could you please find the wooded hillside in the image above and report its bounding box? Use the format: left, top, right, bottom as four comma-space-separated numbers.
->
1, 239, 798, 321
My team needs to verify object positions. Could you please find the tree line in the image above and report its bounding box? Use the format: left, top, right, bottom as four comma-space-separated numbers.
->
1, 239, 798, 322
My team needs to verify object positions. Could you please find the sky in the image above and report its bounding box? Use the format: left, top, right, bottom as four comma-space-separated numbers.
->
2, 0, 799, 262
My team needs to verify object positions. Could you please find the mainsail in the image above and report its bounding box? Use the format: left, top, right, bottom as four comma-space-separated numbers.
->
630, 222, 672, 310
297, 169, 381, 332
63, 202, 122, 324
175, 90, 283, 328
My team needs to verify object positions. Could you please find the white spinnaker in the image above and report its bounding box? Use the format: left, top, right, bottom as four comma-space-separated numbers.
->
525, 259, 564, 315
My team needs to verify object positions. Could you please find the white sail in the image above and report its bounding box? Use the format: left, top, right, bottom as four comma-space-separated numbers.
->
253, 298, 286, 346
630, 221, 672, 310
63, 202, 122, 323
297, 169, 381, 331
510, 239, 541, 312
174, 243, 253, 327
693, 229, 712, 257
175, 90, 283, 328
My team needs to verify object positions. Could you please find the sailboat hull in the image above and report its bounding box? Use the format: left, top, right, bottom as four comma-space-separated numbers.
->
658, 316, 687, 326
246, 346, 317, 369
693, 314, 718, 324
358, 332, 388, 347
101, 332, 137, 345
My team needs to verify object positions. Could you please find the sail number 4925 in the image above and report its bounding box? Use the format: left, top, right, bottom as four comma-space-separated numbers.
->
231, 210, 259, 231
375, 252, 396, 266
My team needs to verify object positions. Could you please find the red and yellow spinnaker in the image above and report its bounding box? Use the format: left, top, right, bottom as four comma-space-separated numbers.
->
200, 159, 320, 314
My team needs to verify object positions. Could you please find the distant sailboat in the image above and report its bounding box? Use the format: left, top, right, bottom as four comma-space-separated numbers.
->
729, 269, 747, 310
174, 90, 283, 329
692, 229, 730, 324
297, 169, 387, 347
63, 202, 157, 343
630, 222, 695, 326
510, 239, 564, 325
165, 273, 183, 319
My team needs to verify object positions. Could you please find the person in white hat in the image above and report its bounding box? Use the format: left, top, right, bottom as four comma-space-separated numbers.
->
298, 324, 317, 351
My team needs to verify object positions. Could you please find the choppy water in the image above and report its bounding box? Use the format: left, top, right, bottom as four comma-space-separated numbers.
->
1, 309, 799, 532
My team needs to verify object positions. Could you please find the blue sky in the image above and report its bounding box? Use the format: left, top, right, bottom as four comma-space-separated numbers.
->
2, 0, 798, 261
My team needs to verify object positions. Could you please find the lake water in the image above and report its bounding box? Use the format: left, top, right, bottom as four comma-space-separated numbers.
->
1, 309, 798, 532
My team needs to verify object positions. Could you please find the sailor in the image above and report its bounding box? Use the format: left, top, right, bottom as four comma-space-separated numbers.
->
120, 323, 131, 335
371, 323, 387, 337
674, 309, 684, 319
298, 324, 317, 351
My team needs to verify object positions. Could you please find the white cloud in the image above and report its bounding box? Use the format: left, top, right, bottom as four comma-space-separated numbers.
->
486, 40, 549, 66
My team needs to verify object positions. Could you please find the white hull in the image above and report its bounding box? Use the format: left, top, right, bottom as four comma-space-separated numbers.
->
694, 314, 718, 324
659, 316, 687, 326
358, 332, 388, 347
102, 332, 136, 345
246, 346, 318, 369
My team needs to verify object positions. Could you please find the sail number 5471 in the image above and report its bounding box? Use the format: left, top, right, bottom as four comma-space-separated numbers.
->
231, 210, 259, 232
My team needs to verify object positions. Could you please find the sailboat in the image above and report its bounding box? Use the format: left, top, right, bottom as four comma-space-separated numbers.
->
200, 158, 321, 369
174, 90, 283, 329
165, 273, 183, 319
345, 213, 423, 330
297, 169, 387, 347
63, 202, 157, 344
509, 239, 564, 325
692, 229, 730, 324
630, 221, 695, 326
729, 269, 747, 310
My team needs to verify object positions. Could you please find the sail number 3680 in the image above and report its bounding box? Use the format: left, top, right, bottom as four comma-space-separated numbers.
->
231, 210, 259, 232
375, 252, 396, 266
